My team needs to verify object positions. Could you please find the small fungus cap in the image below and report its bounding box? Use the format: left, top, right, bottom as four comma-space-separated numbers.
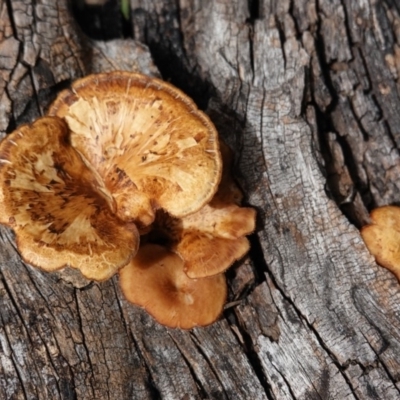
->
149, 142, 256, 278
49, 71, 222, 228
0, 117, 139, 281
361, 205, 400, 281
119, 244, 227, 329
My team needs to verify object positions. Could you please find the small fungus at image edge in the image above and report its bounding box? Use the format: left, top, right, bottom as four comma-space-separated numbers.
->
361, 205, 400, 281
0, 71, 256, 329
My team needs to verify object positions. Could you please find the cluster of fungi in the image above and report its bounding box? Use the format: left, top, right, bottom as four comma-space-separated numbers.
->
0, 71, 256, 329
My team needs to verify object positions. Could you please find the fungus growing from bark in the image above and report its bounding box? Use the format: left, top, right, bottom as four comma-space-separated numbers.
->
0, 117, 139, 281
146, 142, 256, 278
119, 244, 227, 329
48, 71, 222, 230
177, 143, 256, 277
361, 205, 400, 281
0, 71, 255, 329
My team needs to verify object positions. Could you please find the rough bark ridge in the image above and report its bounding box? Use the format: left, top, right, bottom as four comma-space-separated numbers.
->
1, 0, 400, 399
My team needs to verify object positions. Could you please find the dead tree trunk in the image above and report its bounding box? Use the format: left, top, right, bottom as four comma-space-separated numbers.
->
1, 0, 400, 399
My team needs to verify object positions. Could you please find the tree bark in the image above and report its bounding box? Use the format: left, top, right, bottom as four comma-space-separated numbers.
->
1, 0, 400, 399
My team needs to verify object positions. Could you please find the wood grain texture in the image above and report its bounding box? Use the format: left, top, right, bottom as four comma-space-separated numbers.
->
1, 0, 400, 398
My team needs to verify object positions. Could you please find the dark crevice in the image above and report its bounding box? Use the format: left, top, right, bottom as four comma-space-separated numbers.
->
5, 0, 19, 40
28, 67, 44, 118
18, 267, 59, 322
224, 236, 275, 398
0, 267, 38, 346
247, 23, 256, 80
276, 367, 299, 399
223, 310, 275, 400
381, 118, 400, 157
361, 333, 400, 391
70, 0, 129, 41
111, 280, 133, 338
173, 0, 189, 64
226, 263, 257, 304
0, 277, 30, 400
248, 234, 269, 286
65, 280, 94, 292
129, 4, 215, 110
168, 334, 214, 400
285, 305, 361, 398
248, 0, 261, 21
14, 78, 71, 127
313, 21, 339, 114
121, 1, 133, 38
72, 289, 96, 399
353, 298, 400, 390
147, 40, 215, 110
339, 0, 357, 48
112, 281, 162, 399
312, 0, 400, 225
234, 232, 353, 396
137, 362, 162, 400
383, 0, 400, 15
0, 273, 44, 399
4, 87, 17, 134
28, 326, 64, 397
30, 0, 39, 33
372, 1, 395, 50
288, 0, 304, 40
114, 306, 162, 399
314, 106, 372, 227
188, 333, 231, 400
14, 270, 76, 398
308, 13, 374, 227
383, 1, 400, 45
129, 336, 162, 400
346, 91, 371, 142
275, 19, 287, 69
354, 47, 373, 92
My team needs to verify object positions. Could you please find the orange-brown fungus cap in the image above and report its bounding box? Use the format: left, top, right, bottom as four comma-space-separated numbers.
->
48, 71, 222, 228
119, 244, 227, 329
0, 117, 139, 281
175, 143, 256, 278
361, 205, 400, 281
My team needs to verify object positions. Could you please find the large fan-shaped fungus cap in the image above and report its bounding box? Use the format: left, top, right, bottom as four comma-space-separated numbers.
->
0, 117, 139, 281
361, 205, 400, 281
149, 143, 256, 278
119, 244, 227, 329
48, 71, 222, 229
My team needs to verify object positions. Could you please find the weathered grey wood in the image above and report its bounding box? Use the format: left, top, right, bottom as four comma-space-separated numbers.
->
2, 0, 400, 399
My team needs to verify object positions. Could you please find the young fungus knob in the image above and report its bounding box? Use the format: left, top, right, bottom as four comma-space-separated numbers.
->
48, 71, 222, 229
0, 117, 139, 281
119, 244, 227, 329
361, 205, 400, 281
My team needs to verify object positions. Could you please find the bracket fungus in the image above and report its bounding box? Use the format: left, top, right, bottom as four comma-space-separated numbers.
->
361, 205, 400, 281
0, 117, 139, 281
177, 143, 256, 278
48, 71, 222, 230
145, 143, 256, 280
0, 70, 256, 328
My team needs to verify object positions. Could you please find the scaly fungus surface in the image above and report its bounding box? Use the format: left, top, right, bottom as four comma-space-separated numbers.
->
49, 71, 222, 230
0, 117, 138, 281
